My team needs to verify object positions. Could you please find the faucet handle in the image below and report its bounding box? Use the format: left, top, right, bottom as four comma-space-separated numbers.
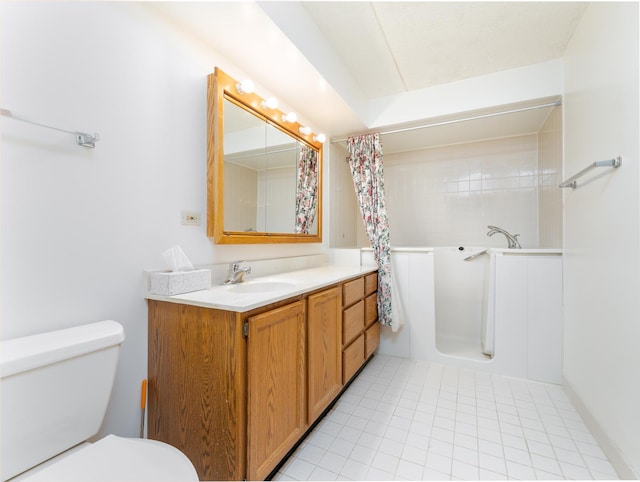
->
513, 234, 521, 248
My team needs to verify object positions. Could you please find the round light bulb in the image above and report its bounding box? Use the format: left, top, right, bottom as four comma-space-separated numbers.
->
283, 112, 297, 123
299, 126, 312, 136
314, 133, 326, 143
261, 96, 279, 110
236, 79, 255, 94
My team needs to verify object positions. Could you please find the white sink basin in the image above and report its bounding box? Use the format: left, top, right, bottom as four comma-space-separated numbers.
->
226, 280, 297, 294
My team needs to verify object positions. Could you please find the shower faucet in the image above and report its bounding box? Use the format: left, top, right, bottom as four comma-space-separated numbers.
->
487, 225, 522, 249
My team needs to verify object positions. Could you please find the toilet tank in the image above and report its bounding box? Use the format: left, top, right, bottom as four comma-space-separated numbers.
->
0, 320, 125, 481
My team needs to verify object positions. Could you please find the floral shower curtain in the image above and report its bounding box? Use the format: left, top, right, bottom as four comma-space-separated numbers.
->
294, 145, 318, 234
346, 133, 394, 329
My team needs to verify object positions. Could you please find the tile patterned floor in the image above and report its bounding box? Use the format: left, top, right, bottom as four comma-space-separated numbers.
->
274, 355, 619, 481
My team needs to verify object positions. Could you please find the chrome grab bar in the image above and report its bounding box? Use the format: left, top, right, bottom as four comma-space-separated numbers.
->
464, 249, 488, 261
559, 156, 622, 189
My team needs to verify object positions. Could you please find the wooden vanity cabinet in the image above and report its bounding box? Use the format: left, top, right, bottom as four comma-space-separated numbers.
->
147, 272, 378, 481
342, 272, 379, 384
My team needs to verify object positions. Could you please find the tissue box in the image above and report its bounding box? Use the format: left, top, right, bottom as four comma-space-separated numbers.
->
150, 269, 211, 295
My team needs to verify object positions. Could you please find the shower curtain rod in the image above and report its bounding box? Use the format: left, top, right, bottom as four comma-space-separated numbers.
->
331, 100, 561, 143
0, 107, 100, 148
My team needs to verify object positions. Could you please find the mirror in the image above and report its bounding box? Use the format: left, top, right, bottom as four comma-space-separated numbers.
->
207, 68, 323, 244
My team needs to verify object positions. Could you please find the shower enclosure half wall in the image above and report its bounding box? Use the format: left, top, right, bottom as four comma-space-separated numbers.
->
362, 247, 563, 384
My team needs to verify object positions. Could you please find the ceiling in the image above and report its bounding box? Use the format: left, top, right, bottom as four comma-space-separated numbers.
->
295, 2, 587, 99
143, 1, 588, 151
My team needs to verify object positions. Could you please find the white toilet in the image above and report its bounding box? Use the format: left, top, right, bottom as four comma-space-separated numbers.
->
0, 320, 198, 482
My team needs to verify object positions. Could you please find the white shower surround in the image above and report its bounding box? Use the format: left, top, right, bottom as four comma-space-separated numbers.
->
363, 247, 563, 384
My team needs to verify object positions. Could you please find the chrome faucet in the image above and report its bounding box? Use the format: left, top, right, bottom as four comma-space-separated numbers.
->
487, 225, 522, 249
224, 261, 252, 284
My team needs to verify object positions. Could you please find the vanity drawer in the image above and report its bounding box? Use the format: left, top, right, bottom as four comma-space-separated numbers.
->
365, 323, 380, 359
365, 273, 378, 296
343, 300, 364, 346
343, 277, 364, 307
364, 293, 377, 327
342, 335, 365, 383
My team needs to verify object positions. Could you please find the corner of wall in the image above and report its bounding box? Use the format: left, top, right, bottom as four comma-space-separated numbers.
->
562, 376, 638, 479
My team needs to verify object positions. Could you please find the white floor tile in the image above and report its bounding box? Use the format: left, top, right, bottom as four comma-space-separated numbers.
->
272, 355, 619, 481
306, 430, 335, 450
422, 466, 451, 480
560, 461, 594, 480
530, 452, 563, 476
319, 451, 347, 475
478, 452, 507, 475
425, 452, 453, 475
451, 460, 480, 481
575, 440, 607, 459
452, 445, 478, 466
364, 466, 394, 480
583, 455, 618, 477
401, 444, 428, 465
503, 445, 532, 466
339, 458, 369, 480
479, 468, 508, 480
431, 426, 455, 444
281, 458, 316, 480
395, 458, 425, 480
478, 438, 503, 458
308, 466, 338, 481
328, 437, 355, 457
527, 439, 556, 458
378, 438, 404, 458
429, 438, 454, 458
357, 431, 383, 450
349, 444, 376, 465
297, 443, 326, 465
506, 459, 537, 479
453, 432, 477, 450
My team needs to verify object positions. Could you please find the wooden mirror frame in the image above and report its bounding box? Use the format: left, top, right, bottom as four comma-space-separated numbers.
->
207, 67, 323, 244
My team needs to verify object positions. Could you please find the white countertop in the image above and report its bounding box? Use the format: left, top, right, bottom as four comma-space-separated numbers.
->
146, 265, 377, 312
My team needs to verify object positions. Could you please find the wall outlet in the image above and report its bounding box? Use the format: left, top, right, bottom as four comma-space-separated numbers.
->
181, 210, 201, 226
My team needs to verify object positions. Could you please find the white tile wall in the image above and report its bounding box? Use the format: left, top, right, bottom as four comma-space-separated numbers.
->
384, 135, 540, 248
537, 106, 563, 248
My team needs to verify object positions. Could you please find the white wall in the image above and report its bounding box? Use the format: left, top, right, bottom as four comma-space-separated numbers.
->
0, 2, 326, 439
562, 3, 639, 477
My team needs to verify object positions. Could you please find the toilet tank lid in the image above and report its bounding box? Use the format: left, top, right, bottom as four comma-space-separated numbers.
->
1, 320, 125, 378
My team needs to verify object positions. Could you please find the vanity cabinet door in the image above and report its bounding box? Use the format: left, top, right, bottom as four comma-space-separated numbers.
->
307, 287, 343, 424
246, 301, 307, 481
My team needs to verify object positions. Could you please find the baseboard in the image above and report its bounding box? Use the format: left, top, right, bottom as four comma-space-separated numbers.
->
562, 376, 638, 479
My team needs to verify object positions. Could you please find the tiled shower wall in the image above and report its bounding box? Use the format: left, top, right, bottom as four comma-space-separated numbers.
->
384, 135, 540, 248
329, 107, 563, 249
537, 106, 563, 248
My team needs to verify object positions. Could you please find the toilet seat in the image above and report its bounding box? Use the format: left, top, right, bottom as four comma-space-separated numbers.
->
18, 435, 198, 482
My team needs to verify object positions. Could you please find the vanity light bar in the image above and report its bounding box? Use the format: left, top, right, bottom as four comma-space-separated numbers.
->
234, 77, 325, 144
